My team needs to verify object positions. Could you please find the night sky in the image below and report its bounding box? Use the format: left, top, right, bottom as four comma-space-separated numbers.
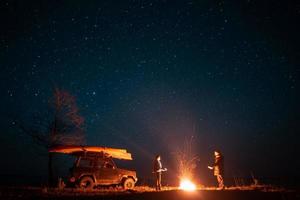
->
0, 0, 299, 185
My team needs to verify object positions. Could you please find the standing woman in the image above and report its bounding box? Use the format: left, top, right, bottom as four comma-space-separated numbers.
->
208, 150, 225, 189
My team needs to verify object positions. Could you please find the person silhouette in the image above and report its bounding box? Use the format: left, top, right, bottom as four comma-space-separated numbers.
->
208, 150, 225, 189
153, 155, 167, 191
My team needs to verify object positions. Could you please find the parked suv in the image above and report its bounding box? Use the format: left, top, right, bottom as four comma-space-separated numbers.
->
49, 146, 137, 190
68, 152, 137, 189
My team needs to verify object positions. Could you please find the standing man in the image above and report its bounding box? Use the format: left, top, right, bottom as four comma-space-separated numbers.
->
153, 155, 167, 191
208, 150, 225, 189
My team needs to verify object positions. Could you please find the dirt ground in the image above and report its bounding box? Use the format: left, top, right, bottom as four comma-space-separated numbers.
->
0, 186, 298, 200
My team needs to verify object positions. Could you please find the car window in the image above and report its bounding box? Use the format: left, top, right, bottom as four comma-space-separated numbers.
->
103, 161, 114, 169
94, 159, 105, 168
78, 158, 93, 168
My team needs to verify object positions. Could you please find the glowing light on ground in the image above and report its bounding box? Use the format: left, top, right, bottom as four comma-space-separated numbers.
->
179, 179, 196, 191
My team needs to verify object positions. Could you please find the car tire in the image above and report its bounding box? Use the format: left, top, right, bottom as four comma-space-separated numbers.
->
79, 176, 95, 189
123, 178, 135, 190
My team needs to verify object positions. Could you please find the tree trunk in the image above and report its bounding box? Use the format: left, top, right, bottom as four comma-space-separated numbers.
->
48, 152, 54, 187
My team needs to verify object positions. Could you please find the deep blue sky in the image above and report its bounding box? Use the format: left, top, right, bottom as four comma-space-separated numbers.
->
0, 0, 299, 185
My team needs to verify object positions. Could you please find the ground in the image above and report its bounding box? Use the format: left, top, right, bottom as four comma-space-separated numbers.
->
0, 186, 298, 200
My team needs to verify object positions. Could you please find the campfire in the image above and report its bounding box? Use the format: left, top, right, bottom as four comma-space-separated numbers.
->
176, 137, 199, 192
179, 178, 196, 191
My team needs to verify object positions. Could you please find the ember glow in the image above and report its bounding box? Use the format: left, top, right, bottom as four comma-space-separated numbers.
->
179, 179, 196, 191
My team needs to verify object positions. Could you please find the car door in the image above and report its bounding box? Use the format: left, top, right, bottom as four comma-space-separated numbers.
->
97, 158, 120, 184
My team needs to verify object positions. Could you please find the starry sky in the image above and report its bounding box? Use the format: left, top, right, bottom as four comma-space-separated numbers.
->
0, 0, 299, 185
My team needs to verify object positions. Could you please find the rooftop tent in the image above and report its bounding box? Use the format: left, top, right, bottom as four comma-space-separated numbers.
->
49, 146, 133, 160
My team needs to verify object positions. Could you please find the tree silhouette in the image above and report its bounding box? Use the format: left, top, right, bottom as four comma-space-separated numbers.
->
49, 88, 85, 146
19, 88, 85, 186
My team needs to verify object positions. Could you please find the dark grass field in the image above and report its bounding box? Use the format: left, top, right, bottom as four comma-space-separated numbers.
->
0, 187, 298, 200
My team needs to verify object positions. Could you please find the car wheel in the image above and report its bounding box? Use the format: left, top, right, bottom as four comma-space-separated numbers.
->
79, 176, 95, 189
123, 178, 135, 190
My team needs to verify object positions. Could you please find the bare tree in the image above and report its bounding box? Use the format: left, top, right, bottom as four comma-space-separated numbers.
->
49, 88, 85, 146
19, 88, 85, 186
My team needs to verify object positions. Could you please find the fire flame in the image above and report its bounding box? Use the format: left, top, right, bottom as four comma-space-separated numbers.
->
179, 179, 196, 191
